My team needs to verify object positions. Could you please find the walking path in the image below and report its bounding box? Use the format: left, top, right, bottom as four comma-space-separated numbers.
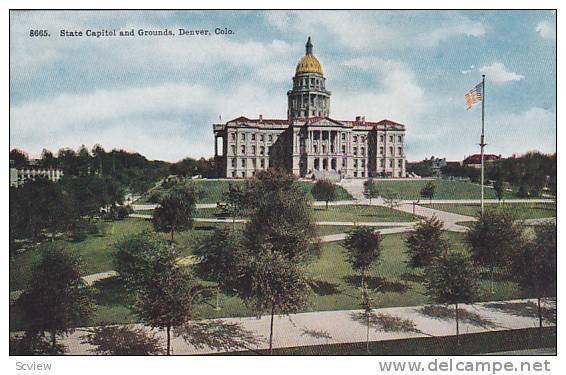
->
56, 298, 555, 355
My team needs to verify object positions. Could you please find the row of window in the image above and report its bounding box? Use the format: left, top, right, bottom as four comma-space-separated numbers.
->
230, 145, 271, 156
294, 77, 324, 88
311, 158, 404, 170
308, 144, 403, 156
230, 132, 278, 142
229, 158, 270, 169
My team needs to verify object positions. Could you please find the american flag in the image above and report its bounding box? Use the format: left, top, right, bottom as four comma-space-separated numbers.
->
465, 82, 483, 110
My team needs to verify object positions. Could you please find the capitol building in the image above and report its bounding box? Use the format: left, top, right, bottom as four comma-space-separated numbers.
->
213, 37, 407, 179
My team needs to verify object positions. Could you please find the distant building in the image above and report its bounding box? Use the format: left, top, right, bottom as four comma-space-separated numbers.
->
213, 37, 407, 179
462, 154, 501, 169
431, 157, 447, 176
10, 164, 64, 187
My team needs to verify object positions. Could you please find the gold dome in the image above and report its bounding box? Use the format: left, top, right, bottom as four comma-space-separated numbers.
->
295, 37, 323, 75
296, 54, 323, 75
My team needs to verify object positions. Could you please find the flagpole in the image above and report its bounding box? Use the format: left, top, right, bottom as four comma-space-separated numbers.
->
480, 74, 486, 216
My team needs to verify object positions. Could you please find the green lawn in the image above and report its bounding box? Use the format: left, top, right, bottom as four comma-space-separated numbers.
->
311, 205, 414, 223
423, 202, 556, 220
373, 179, 517, 200
10, 217, 526, 331
194, 205, 415, 223
9, 219, 236, 292
51, 231, 523, 329
136, 179, 353, 205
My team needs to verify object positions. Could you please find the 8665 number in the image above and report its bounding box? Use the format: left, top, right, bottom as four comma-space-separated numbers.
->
29, 30, 50, 37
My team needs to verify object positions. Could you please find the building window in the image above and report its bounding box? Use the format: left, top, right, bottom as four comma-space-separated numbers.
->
253, 159, 257, 168
397, 147, 402, 156
232, 171, 236, 177
260, 146, 265, 155
314, 159, 320, 170
241, 159, 246, 168
241, 171, 245, 178
251, 133, 256, 141
230, 158, 236, 168
268, 135, 273, 142
398, 159, 403, 167
322, 145, 327, 154
354, 171, 358, 177
389, 135, 394, 143
380, 135, 384, 142
342, 158, 347, 167
379, 146, 384, 155
353, 147, 358, 156
341, 145, 346, 153
389, 147, 393, 155
231, 145, 236, 155
398, 136, 402, 142
241, 145, 246, 154
260, 134, 264, 141
361, 171, 365, 178
267, 147, 271, 155
380, 159, 384, 167
361, 147, 365, 156
361, 136, 366, 143
389, 159, 394, 168
361, 159, 366, 168
231, 133, 236, 141
252, 146, 257, 154
341, 133, 346, 140
313, 144, 318, 153
260, 159, 265, 168
353, 135, 358, 142
398, 171, 402, 177
330, 145, 335, 153
241, 133, 246, 141
354, 160, 358, 168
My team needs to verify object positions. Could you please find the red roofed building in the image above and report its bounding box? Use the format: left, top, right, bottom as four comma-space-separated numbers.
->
213, 38, 407, 179
463, 154, 501, 168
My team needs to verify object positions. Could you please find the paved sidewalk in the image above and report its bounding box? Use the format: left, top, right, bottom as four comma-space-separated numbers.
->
58, 298, 555, 355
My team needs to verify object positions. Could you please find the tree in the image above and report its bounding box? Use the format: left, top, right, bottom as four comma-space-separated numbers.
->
382, 189, 401, 210
10, 148, 29, 168
135, 261, 201, 355
343, 226, 382, 298
510, 222, 556, 328
424, 252, 478, 346
343, 226, 382, 353
466, 210, 524, 294
493, 176, 505, 204
420, 181, 436, 204
235, 169, 318, 354
113, 231, 167, 290
236, 247, 311, 355
244, 169, 319, 262
311, 180, 337, 209
194, 227, 243, 310
224, 182, 250, 226
153, 182, 197, 243
18, 245, 94, 354
404, 216, 448, 268
113, 232, 201, 355
363, 178, 380, 204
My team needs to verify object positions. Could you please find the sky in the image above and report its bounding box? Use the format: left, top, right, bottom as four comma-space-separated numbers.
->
10, 10, 556, 162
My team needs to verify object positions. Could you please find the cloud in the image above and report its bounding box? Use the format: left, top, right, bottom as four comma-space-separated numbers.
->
479, 62, 524, 84
535, 20, 555, 40
10, 81, 287, 161
265, 11, 485, 51
334, 58, 428, 134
